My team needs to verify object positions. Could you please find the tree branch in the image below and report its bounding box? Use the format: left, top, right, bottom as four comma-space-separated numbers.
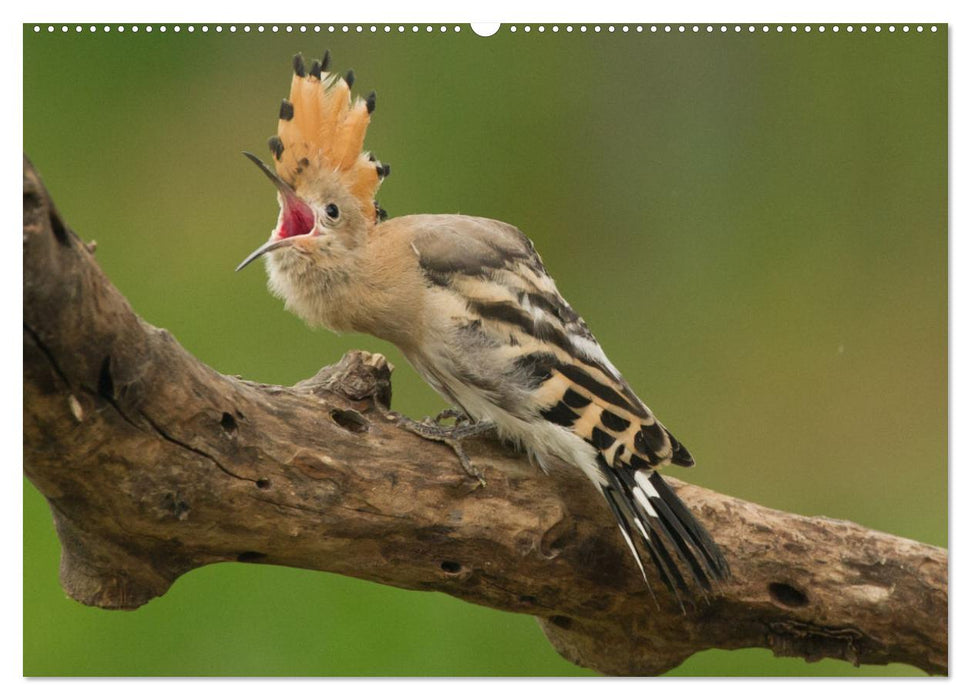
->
22, 156, 947, 676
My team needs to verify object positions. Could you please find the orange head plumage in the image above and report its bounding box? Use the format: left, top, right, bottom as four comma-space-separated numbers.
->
269, 51, 389, 227
236, 51, 390, 272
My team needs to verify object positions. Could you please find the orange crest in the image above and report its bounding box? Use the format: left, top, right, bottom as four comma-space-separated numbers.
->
269, 52, 389, 225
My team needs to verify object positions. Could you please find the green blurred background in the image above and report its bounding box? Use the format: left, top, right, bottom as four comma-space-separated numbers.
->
23, 23, 946, 676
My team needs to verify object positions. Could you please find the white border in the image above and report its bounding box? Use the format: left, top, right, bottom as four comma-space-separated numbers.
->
6, 0, 962, 696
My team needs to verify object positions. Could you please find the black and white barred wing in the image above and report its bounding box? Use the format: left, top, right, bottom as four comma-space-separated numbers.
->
410, 215, 729, 598
531, 355, 730, 599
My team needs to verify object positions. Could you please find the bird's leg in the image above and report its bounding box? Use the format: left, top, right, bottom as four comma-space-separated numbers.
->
396, 414, 494, 487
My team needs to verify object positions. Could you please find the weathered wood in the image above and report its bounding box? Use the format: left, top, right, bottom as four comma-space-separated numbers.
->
22, 156, 947, 676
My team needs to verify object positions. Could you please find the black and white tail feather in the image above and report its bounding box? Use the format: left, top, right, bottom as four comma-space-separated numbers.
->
600, 460, 729, 609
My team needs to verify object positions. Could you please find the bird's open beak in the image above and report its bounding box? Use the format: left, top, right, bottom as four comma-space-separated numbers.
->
235, 152, 314, 272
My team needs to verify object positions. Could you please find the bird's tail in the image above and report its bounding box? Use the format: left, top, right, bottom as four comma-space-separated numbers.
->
599, 461, 729, 608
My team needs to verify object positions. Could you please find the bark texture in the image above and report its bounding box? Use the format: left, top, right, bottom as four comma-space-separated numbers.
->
22, 156, 948, 676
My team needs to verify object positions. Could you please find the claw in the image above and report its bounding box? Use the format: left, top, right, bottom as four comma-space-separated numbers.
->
430, 407, 472, 427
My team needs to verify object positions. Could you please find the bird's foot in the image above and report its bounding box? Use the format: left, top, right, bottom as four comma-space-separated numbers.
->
397, 414, 494, 487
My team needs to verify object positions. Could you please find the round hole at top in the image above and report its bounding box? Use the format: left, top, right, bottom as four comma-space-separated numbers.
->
471, 23, 500, 37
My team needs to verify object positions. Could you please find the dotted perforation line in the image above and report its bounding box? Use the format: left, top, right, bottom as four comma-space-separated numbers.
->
31, 24, 466, 34
506, 24, 938, 34
32, 23, 940, 34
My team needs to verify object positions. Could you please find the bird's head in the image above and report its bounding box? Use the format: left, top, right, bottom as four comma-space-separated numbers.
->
237, 51, 389, 273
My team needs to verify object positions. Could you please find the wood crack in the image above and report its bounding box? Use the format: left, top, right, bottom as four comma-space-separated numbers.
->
24, 322, 71, 388
139, 409, 259, 485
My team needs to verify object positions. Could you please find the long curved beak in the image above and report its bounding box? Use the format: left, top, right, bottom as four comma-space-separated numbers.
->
235, 237, 295, 272
236, 152, 303, 272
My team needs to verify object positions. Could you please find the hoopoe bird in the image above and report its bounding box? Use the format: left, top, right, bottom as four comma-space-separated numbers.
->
237, 52, 729, 603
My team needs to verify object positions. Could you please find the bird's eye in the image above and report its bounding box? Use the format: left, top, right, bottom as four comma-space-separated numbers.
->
324, 203, 340, 221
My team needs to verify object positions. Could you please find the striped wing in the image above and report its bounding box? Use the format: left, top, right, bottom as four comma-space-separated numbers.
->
411, 215, 729, 599
412, 214, 692, 470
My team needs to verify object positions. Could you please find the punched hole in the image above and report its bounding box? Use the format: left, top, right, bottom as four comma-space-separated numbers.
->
440, 560, 462, 574
768, 582, 809, 608
471, 22, 500, 37
255, 478, 271, 489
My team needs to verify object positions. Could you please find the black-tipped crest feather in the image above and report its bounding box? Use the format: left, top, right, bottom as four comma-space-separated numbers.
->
268, 50, 385, 226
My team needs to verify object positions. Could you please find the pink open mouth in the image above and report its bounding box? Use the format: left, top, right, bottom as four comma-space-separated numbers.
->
236, 152, 319, 272
277, 192, 315, 239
